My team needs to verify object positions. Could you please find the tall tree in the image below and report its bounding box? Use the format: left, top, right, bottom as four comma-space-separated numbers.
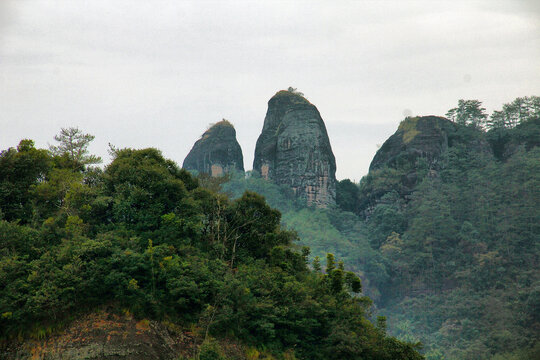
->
336, 179, 360, 213
446, 99, 488, 128
49, 127, 102, 168
487, 96, 540, 130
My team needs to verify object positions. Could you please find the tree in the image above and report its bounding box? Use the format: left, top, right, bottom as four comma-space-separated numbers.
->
104, 148, 193, 232
336, 179, 360, 213
326, 253, 336, 273
225, 191, 289, 263
487, 96, 540, 130
0, 140, 51, 222
313, 256, 322, 272
345, 271, 362, 293
446, 100, 488, 128
287, 87, 304, 97
329, 268, 344, 294
49, 127, 102, 168
487, 110, 507, 130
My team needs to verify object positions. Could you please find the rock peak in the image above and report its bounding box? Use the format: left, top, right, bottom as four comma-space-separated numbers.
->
359, 115, 489, 215
270, 90, 312, 105
183, 119, 244, 176
369, 115, 454, 171
254, 90, 336, 207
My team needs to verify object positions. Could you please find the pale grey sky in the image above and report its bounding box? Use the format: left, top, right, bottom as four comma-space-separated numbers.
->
1, 0, 539, 180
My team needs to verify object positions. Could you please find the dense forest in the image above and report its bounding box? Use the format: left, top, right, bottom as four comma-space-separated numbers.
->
0, 133, 422, 359
221, 97, 540, 360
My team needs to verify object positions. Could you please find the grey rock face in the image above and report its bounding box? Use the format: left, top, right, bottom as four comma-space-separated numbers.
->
183, 120, 244, 176
369, 115, 489, 172
369, 116, 454, 172
253, 90, 337, 207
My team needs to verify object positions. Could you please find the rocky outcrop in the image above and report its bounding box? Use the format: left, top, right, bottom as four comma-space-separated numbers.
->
358, 115, 489, 215
1, 311, 246, 360
253, 90, 336, 207
1, 312, 187, 360
369, 116, 455, 172
183, 120, 244, 176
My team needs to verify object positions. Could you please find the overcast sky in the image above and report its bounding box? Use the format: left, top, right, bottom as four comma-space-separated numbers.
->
1, 0, 539, 180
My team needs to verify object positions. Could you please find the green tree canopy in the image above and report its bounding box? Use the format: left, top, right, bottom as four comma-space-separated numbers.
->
487, 96, 540, 130
0, 140, 51, 222
446, 99, 488, 128
49, 127, 102, 168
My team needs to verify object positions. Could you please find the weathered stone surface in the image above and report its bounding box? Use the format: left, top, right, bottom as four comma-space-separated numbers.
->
1, 311, 247, 360
253, 90, 337, 207
1, 312, 187, 360
369, 116, 454, 172
370, 115, 489, 172
183, 120, 244, 176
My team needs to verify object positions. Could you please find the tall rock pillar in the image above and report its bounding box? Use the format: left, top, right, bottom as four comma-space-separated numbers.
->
253, 90, 337, 207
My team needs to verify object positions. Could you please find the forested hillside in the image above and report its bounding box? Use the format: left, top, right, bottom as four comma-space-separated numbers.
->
0, 133, 422, 359
354, 97, 540, 360
361, 124, 539, 359
223, 97, 540, 360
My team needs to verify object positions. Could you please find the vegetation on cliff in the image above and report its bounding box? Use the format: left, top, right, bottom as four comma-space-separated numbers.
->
223, 96, 540, 360
341, 97, 540, 359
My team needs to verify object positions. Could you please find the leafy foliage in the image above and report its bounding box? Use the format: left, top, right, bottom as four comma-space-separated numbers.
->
0, 139, 422, 360
287, 87, 304, 97
487, 96, 540, 130
336, 179, 360, 213
49, 127, 102, 167
0, 140, 50, 223
264, 96, 539, 359
352, 98, 540, 359
446, 99, 488, 128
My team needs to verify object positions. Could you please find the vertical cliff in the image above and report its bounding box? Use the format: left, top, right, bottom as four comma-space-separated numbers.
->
183, 120, 244, 176
253, 90, 336, 207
